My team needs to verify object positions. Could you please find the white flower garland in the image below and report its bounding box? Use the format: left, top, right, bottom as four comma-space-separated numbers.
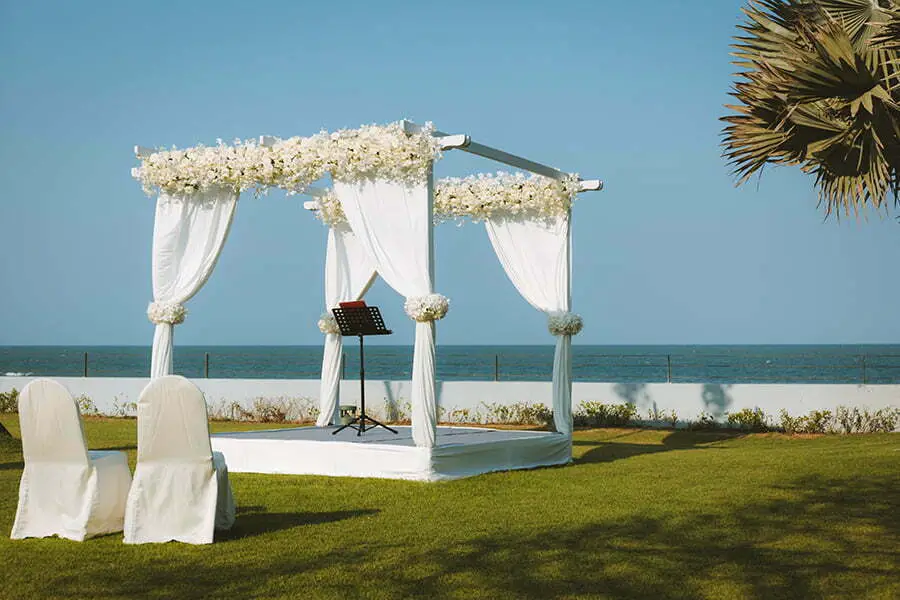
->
323, 122, 442, 185
312, 171, 579, 227
547, 311, 583, 336
404, 294, 450, 322
318, 312, 341, 334
434, 172, 580, 224
132, 122, 442, 197
147, 301, 187, 325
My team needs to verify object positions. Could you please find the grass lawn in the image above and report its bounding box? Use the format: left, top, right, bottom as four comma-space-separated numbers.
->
0, 415, 897, 599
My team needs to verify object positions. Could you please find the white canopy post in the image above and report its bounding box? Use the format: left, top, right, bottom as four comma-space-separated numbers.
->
333, 168, 442, 448
148, 187, 237, 378
485, 212, 577, 435
316, 224, 377, 427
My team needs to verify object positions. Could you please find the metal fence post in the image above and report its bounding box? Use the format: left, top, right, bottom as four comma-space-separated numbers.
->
83, 352, 88, 377
666, 355, 672, 383
494, 354, 499, 381
204, 352, 210, 378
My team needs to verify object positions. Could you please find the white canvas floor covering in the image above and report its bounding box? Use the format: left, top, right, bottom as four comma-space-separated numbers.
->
210, 426, 571, 481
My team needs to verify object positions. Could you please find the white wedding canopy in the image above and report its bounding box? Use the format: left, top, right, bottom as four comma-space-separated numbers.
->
133, 119, 602, 450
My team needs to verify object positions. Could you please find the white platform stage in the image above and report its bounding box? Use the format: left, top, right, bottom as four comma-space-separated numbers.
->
210, 426, 571, 481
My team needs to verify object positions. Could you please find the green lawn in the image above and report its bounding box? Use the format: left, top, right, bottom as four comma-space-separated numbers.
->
0, 416, 897, 599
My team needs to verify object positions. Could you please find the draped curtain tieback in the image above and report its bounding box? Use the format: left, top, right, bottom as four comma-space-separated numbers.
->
404, 294, 450, 322
318, 312, 341, 334
147, 302, 187, 325
547, 311, 583, 336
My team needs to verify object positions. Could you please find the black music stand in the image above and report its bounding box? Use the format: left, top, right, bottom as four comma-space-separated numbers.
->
331, 304, 397, 436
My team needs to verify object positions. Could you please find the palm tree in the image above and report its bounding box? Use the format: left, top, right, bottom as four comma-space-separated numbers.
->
722, 0, 900, 217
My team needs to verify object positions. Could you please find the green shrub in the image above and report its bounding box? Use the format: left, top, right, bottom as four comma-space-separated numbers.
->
0, 388, 19, 413
726, 408, 770, 432
833, 406, 900, 434
779, 409, 831, 434
207, 396, 319, 423
446, 407, 472, 423
75, 394, 99, 416
478, 401, 553, 426
574, 402, 637, 428
688, 411, 718, 430
646, 407, 679, 428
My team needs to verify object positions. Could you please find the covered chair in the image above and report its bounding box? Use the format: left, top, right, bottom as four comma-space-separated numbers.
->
124, 375, 235, 544
10, 378, 132, 541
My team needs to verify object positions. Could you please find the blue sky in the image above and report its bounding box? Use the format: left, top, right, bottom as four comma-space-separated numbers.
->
1, 0, 898, 346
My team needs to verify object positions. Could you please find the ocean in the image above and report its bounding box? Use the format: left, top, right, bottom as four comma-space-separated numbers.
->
3, 345, 900, 384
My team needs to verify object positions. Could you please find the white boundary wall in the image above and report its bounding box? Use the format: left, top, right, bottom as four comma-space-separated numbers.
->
1, 376, 898, 423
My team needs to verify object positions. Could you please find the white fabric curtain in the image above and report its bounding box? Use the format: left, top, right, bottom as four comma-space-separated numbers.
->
149, 187, 238, 378
485, 213, 573, 435
333, 177, 438, 448
316, 223, 377, 427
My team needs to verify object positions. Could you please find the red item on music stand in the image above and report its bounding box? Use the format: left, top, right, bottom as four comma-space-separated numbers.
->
339, 301, 367, 309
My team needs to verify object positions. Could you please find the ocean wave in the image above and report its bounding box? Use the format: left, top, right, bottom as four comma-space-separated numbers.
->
4, 372, 33, 377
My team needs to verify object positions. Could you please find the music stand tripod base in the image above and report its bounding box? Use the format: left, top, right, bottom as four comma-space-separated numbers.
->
330, 305, 398, 436
332, 412, 397, 436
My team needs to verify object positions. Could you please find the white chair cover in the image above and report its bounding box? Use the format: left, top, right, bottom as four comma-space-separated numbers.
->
150, 188, 237, 378
10, 379, 131, 541
124, 375, 235, 544
485, 214, 574, 435
316, 223, 377, 427
334, 177, 438, 448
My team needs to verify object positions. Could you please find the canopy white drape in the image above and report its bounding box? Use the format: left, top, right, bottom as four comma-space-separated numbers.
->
333, 176, 438, 448
316, 224, 377, 427
149, 188, 237, 378
485, 213, 573, 435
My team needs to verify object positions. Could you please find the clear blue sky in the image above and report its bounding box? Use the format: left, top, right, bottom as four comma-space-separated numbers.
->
1, 0, 897, 346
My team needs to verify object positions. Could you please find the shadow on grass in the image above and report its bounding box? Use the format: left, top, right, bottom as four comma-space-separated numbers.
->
574, 429, 743, 465
218, 508, 380, 541
46, 473, 898, 599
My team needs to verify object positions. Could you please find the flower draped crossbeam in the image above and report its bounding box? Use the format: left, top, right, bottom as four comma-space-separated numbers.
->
132, 122, 443, 197
314, 172, 580, 227
547, 311, 583, 336
434, 172, 580, 224
317, 312, 342, 335
404, 294, 450, 322
147, 302, 187, 325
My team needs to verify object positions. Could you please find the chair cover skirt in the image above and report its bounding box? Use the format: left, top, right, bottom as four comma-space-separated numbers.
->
10, 379, 131, 541
124, 375, 235, 544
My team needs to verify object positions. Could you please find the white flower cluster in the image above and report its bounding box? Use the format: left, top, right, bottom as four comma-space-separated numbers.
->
316, 189, 347, 227
404, 294, 450, 322
318, 312, 342, 334
322, 122, 442, 185
147, 301, 187, 325
312, 171, 579, 227
547, 311, 583, 336
132, 139, 287, 197
132, 122, 442, 197
434, 172, 580, 224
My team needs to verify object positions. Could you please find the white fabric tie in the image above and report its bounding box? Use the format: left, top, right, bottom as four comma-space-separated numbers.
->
147, 302, 187, 325
547, 311, 583, 336
404, 294, 449, 322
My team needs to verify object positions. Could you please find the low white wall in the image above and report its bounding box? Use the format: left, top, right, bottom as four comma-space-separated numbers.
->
1, 376, 898, 424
